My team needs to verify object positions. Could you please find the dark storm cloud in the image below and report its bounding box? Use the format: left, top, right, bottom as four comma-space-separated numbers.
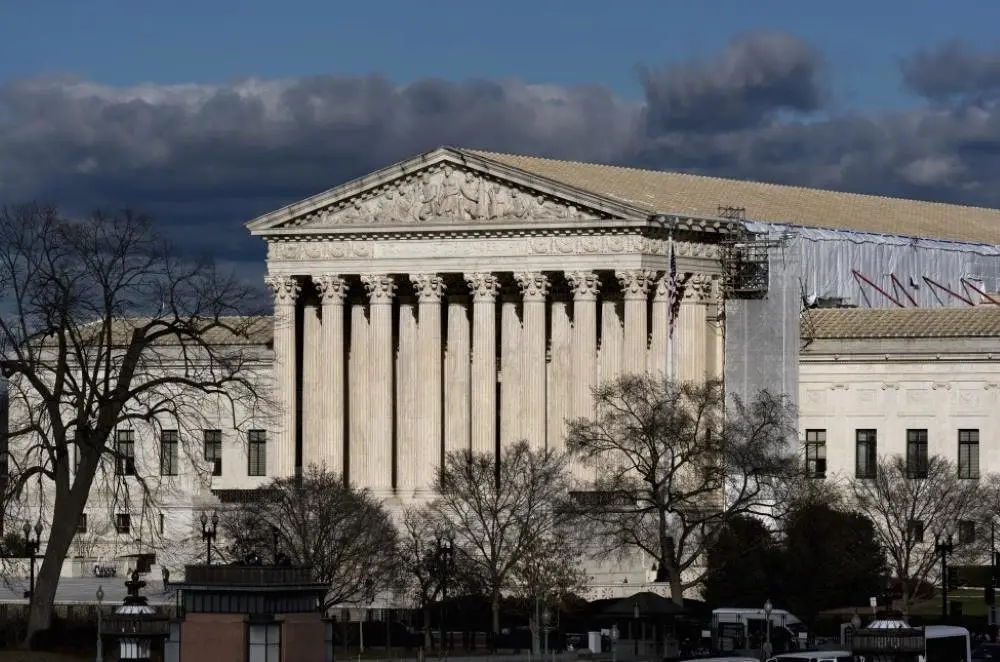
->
901, 41, 1000, 101
4, 29, 1000, 284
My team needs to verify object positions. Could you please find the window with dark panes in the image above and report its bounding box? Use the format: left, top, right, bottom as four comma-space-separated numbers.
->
908, 519, 925, 543
906, 429, 929, 478
204, 429, 223, 476
855, 429, 877, 479
248, 430, 267, 477
805, 429, 827, 478
77, 514, 88, 534
160, 429, 179, 476
959, 520, 976, 544
115, 429, 135, 476
958, 429, 980, 479
115, 513, 131, 534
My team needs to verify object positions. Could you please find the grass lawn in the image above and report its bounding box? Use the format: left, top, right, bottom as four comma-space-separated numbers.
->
908, 588, 992, 618
0, 654, 92, 662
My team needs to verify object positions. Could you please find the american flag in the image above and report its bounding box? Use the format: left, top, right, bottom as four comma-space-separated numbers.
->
667, 242, 680, 339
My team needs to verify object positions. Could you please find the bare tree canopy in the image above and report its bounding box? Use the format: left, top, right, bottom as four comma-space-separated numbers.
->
219, 466, 400, 608
850, 454, 987, 616
428, 440, 577, 637
0, 203, 269, 645
565, 375, 799, 604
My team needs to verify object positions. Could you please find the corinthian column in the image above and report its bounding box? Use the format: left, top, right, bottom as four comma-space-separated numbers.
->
264, 276, 301, 479
313, 274, 348, 479
616, 270, 654, 375
465, 273, 499, 456
566, 271, 600, 420
649, 275, 670, 378
678, 274, 711, 383
514, 272, 549, 450
444, 293, 471, 455
361, 274, 396, 494
410, 273, 445, 495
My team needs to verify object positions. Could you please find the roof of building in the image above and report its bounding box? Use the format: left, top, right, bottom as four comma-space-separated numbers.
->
802, 306, 1000, 340
69, 316, 273, 347
464, 149, 1000, 246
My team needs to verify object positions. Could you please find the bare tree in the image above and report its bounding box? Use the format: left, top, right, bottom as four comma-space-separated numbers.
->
850, 454, 987, 616
0, 204, 269, 644
398, 507, 440, 650
565, 375, 799, 605
218, 465, 401, 609
428, 440, 574, 640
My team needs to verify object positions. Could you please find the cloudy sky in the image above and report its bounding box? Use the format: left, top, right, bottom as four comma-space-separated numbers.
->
3, 0, 1000, 283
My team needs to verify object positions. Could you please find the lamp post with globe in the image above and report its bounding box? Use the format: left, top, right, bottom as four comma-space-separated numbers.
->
762, 599, 773, 660
199, 511, 219, 565
542, 606, 552, 662
22, 519, 44, 602
610, 624, 619, 662
96, 585, 104, 662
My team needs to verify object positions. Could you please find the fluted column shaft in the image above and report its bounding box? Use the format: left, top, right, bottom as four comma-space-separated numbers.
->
515, 272, 549, 450
301, 301, 321, 468
264, 276, 301, 479
444, 293, 471, 455
361, 274, 396, 493
617, 270, 654, 375
566, 272, 600, 420
396, 297, 419, 492
649, 276, 670, 377
678, 274, 711, 383
500, 289, 522, 445
314, 275, 348, 479
465, 273, 499, 456
411, 274, 445, 494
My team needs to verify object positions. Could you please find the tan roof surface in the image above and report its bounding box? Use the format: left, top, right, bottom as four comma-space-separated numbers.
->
802, 307, 1000, 339
465, 149, 1000, 246
70, 316, 274, 347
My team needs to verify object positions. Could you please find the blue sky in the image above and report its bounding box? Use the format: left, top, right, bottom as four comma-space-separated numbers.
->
3, 0, 1000, 281
1, 0, 993, 108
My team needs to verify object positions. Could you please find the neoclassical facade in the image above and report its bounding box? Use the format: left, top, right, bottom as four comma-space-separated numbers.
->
248, 148, 731, 498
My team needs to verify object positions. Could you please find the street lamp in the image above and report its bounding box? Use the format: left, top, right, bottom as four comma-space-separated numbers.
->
432, 534, 456, 653
22, 519, 43, 602
610, 624, 619, 662
96, 585, 104, 662
850, 610, 862, 630
542, 606, 551, 662
632, 600, 640, 656
763, 599, 773, 659
199, 511, 219, 565
935, 522, 957, 621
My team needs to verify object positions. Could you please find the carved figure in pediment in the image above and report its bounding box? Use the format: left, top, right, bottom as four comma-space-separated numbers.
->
487, 183, 510, 218
340, 199, 365, 223
459, 172, 486, 219
375, 188, 398, 223
418, 172, 441, 220
537, 197, 571, 220
395, 183, 417, 220
438, 166, 463, 216
502, 189, 533, 219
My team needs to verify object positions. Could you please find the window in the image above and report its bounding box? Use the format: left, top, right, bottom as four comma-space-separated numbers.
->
115, 514, 131, 535
204, 429, 223, 476
855, 429, 877, 479
906, 429, 929, 478
959, 429, 980, 479
77, 514, 88, 534
959, 520, 976, 545
115, 429, 135, 476
159, 513, 165, 535
805, 429, 827, 478
908, 520, 925, 543
248, 621, 281, 662
160, 430, 179, 476
248, 430, 267, 477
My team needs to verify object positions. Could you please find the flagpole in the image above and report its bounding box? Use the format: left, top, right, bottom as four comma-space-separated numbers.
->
666, 236, 677, 382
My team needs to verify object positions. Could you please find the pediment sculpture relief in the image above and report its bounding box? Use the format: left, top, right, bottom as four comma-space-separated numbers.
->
306, 165, 605, 226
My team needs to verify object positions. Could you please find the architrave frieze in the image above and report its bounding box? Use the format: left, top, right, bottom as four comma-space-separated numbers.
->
265, 230, 721, 276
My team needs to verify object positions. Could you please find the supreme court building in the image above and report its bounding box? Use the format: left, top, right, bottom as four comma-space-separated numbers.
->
247, 147, 733, 500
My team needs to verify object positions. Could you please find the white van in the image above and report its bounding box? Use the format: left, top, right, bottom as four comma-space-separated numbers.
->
767, 651, 852, 662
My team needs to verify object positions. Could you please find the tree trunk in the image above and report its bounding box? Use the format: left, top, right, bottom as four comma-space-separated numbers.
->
491, 591, 501, 650
423, 604, 432, 651
23, 493, 87, 646
668, 564, 685, 607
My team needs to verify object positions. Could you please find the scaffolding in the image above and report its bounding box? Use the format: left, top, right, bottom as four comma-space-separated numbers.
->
717, 207, 790, 299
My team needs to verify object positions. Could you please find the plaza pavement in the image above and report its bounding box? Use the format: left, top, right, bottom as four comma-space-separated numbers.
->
0, 576, 174, 605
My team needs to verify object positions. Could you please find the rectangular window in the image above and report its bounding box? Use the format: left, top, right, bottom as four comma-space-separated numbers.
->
248, 622, 281, 662
159, 513, 165, 535
805, 429, 827, 478
115, 514, 131, 535
959, 429, 980, 479
959, 520, 976, 545
908, 520, 925, 543
160, 430, 179, 476
906, 429, 929, 479
203, 429, 223, 477
855, 429, 877, 479
77, 514, 88, 534
115, 429, 136, 476
248, 430, 267, 477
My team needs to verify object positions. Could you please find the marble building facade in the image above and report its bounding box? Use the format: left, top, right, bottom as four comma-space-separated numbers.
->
248, 148, 731, 500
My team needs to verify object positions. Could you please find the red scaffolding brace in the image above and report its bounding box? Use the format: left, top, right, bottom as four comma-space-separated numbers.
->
851, 270, 904, 307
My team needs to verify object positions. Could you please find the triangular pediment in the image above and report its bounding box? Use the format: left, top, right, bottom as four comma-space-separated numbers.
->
246, 148, 644, 232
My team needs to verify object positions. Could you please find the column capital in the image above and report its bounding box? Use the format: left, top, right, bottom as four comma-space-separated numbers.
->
514, 272, 550, 301
410, 273, 447, 302
615, 270, 656, 300
565, 271, 601, 301
265, 276, 301, 306
361, 274, 397, 304
682, 273, 713, 303
464, 272, 501, 302
313, 274, 349, 305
